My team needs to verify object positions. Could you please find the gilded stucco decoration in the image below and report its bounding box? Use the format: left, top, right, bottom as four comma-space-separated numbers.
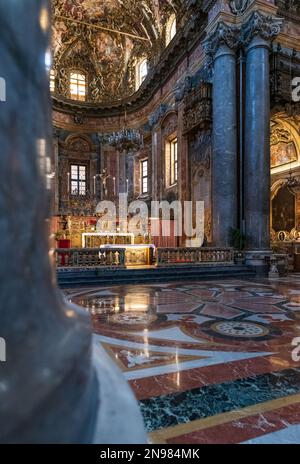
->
271, 119, 299, 169
51, 1, 187, 103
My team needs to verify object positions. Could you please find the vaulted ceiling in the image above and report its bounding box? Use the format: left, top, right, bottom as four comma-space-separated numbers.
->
51, 0, 191, 103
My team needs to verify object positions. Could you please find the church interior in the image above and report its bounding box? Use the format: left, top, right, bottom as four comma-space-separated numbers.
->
1, 0, 300, 445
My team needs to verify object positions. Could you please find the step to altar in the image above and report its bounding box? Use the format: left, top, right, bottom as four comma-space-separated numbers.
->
57, 264, 256, 288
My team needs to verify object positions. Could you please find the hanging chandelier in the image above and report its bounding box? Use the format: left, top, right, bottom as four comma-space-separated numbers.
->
104, 128, 144, 152
100, 108, 144, 152
286, 170, 300, 195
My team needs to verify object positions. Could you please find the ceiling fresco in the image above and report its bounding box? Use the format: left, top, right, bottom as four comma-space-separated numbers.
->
51, 0, 189, 103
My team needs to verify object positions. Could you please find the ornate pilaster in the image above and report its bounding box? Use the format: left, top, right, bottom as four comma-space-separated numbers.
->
204, 22, 239, 247
241, 11, 283, 271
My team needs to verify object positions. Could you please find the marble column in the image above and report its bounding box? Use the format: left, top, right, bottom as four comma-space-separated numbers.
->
118, 150, 127, 195
52, 128, 60, 215
151, 126, 162, 201
177, 101, 189, 247
0, 0, 146, 444
241, 12, 282, 257
204, 23, 239, 247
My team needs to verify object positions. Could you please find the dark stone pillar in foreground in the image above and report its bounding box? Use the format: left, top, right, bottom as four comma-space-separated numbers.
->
0, 0, 146, 444
241, 11, 282, 273
204, 23, 239, 247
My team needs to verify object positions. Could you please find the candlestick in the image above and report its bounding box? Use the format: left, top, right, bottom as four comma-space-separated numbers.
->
126, 178, 129, 194
113, 177, 116, 195
93, 176, 96, 195
67, 172, 70, 194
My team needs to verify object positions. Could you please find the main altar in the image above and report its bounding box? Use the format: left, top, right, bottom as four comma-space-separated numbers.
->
81, 233, 155, 267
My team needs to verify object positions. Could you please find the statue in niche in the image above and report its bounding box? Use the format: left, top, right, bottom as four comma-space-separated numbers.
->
229, 0, 249, 15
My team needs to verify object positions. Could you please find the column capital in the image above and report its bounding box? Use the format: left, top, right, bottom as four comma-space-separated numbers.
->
204, 22, 240, 64
240, 10, 283, 48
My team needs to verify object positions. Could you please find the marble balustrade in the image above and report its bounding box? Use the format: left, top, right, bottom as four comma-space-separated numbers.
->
157, 247, 235, 266
55, 247, 235, 268
55, 247, 126, 268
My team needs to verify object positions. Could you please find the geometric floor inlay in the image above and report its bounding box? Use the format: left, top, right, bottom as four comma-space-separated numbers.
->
67, 275, 300, 443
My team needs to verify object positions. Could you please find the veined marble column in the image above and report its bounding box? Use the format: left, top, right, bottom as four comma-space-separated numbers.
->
242, 12, 282, 255
52, 128, 60, 215
151, 126, 162, 201
204, 23, 239, 247
0, 0, 146, 444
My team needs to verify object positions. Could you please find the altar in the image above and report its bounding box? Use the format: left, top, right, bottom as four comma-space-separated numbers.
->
81, 233, 155, 266
101, 244, 156, 267
82, 232, 134, 248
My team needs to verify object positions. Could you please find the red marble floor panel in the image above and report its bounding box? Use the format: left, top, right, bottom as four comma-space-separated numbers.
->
153, 294, 198, 304
182, 289, 219, 301
130, 354, 300, 400
157, 303, 203, 313
218, 291, 253, 303
200, 303, 244, 319
229, 301, 285, 313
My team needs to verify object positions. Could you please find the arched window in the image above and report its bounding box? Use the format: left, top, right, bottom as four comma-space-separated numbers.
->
136, 58, 148, 91
166, 15, 176, 46
70, 71, 86, 101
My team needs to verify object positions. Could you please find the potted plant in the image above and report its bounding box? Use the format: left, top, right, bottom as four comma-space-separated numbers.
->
229, 228, 246, 264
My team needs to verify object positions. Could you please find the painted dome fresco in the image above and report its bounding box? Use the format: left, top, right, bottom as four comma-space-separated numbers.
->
51, 0, 189, 103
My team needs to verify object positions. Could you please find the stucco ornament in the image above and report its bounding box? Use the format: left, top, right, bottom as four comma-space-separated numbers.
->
229, 0, 249, 16
240, 11, 283, 47
203, 22, 239, 64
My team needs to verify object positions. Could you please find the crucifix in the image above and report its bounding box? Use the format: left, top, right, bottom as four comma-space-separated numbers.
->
95, 169, 111, 197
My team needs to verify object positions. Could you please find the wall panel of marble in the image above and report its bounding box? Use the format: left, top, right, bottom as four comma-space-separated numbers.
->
189, 131, 212, 244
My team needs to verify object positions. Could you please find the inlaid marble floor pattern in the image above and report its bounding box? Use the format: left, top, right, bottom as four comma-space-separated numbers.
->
66, 276, 300, 444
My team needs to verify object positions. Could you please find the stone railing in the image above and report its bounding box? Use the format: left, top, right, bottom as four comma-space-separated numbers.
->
157, 247, 235, 266
55, 248, 126, 268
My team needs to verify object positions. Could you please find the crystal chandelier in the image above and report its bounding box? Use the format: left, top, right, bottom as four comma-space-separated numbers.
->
286, 171, 300, 195
100, 109, 143, 152
104, 128, 144, 152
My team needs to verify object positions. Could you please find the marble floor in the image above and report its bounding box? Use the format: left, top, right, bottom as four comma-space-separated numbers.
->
65, 275, 300, 444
